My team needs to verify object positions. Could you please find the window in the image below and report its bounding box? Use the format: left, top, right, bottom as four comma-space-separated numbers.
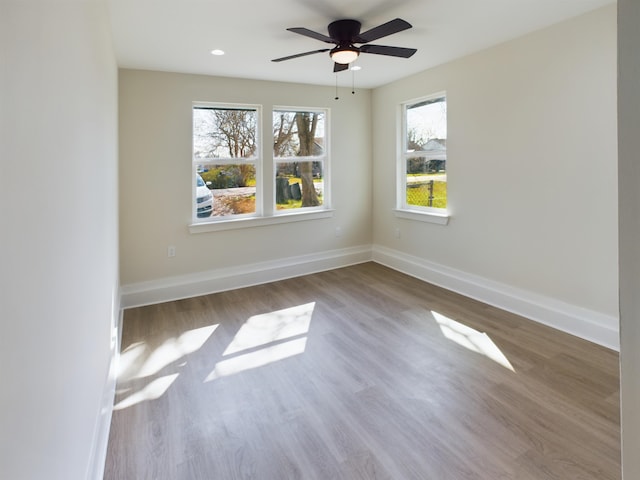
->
191, 104, 332, 232
273, 108, 328, 212
399, 94, 447, 217
192, 104, 260, 220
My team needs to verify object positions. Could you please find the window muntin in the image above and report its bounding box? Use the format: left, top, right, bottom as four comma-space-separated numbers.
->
193, 105, 260, 220
400, 95, 447, 212
273, 109, 327, 212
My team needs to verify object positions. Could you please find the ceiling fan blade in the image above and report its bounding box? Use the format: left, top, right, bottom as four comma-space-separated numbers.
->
272, 49, 330, 62
360, 44, 417, 58
333, 62, 349, 73
355, 18, 412, 43
287, 27, 335, 44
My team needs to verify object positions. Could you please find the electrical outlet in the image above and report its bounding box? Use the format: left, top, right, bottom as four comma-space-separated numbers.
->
335, 227, 342, 237
168, 246, 176, 257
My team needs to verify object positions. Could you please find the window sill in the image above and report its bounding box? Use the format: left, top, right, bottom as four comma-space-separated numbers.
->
394, 209, 450, 225
189, 209, 335, 233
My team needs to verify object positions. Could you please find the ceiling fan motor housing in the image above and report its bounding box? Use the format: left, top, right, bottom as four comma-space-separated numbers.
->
328, 19, 361, 47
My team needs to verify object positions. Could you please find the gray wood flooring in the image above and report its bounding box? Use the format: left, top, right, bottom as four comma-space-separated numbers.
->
105, 262, 620, 479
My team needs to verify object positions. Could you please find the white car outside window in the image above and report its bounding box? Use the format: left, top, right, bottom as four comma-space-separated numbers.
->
196, 174, 213, 218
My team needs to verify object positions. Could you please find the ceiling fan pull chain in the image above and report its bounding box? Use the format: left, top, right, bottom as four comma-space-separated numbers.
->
352, 69, 355, 95
335, 73, 339, 100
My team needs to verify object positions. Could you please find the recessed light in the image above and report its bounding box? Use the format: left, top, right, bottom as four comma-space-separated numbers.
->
210, 49, 225, 56
350, 65, 362, 71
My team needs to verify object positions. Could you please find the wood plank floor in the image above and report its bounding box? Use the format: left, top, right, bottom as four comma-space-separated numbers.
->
105, 262, 620, 479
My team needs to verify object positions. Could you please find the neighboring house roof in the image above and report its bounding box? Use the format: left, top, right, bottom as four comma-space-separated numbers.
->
422, 138, 446, 151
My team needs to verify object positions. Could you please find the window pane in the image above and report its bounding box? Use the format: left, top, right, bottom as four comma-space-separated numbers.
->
193, 104, 259, 221
273, 109, 326, 212
197, 164, 256, 217
406, 158, 447, 208
405, 97, 446, 153
275, 161, 323, 210
273, 111, 325, 158
194, 107, 258, 159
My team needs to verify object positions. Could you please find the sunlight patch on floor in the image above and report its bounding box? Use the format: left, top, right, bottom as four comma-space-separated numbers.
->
205, 302, 315, 381
205, 337, 307, 381
119, 325, 218, 381
114, 373, 179, 410
114, 324, 218, 410
223, 302, 314, 356
118, 341, 147, 381
431, 311, 515, 372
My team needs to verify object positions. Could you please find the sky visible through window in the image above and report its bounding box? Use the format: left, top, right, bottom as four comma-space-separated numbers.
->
407, 97, 447, 145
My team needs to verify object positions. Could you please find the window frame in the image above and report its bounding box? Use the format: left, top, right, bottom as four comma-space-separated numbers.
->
191, 102, 262, 224
189, 103, 334, 233
396, 92, 449, 225
272, 106, 330, 215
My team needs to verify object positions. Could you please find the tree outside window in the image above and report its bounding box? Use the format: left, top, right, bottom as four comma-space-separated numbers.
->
273, 109, 327, 211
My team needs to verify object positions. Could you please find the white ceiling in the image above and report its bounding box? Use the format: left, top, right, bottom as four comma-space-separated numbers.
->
108, 0, 614, 89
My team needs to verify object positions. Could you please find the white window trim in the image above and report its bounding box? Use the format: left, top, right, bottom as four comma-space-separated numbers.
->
397, 92, 449, 225
393, 209, 449, 225
189, 209, 335, 233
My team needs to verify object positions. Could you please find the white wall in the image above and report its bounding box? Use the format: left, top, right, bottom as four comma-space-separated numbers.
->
372, 6, 617, 327
119, 70, 372, 286
618, 0, 640, 477
0, 1, 119, 479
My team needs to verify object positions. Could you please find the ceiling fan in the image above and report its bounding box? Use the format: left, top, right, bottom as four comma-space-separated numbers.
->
272, 18, 417, 72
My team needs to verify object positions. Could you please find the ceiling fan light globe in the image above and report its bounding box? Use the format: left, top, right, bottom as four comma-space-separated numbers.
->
330, 48, 359, 64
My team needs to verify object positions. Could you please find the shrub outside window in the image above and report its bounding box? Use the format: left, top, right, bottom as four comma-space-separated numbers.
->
193, 104, 260, 220
400, 94, 447, 213
273, 109, 328, 212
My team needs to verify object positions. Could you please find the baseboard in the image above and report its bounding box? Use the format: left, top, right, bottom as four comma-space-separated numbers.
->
372, 244, 619, 351
86, 299, 122, 480
120, 243, 618, 350
121, 245, 373, 309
